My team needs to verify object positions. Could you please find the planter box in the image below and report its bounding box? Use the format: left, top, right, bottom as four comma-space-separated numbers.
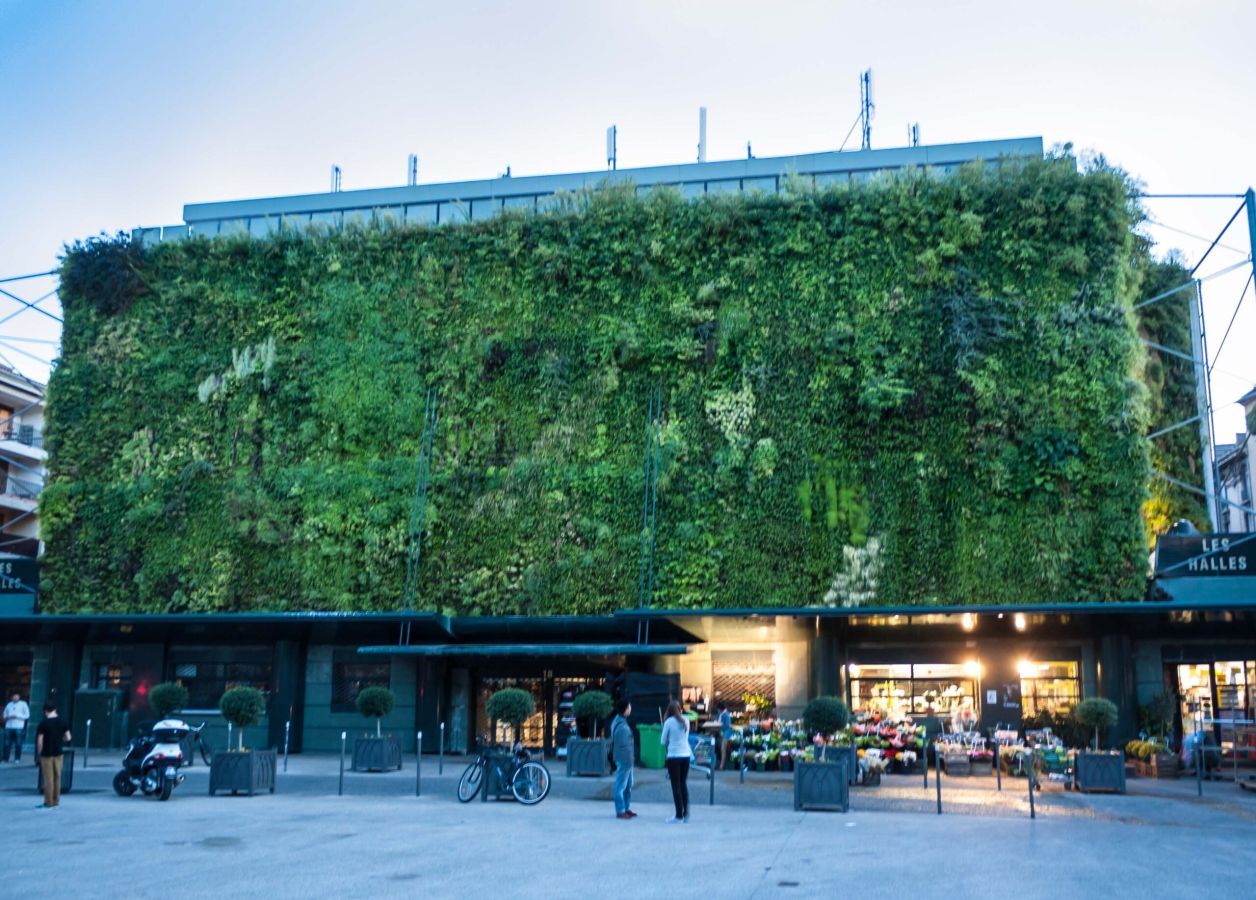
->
353, 735, 403, 772
794, 759, 850, 812
1134, 752, 1179, 779
815, 745, 857, 785
1075, 751, 1126, 794
941, 752, 971, 776
35, 749, 75, 795
566, 738, 609, 777
209, 749, 277, 796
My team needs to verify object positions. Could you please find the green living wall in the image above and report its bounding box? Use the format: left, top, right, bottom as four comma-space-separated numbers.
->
42, 155, 1162, 614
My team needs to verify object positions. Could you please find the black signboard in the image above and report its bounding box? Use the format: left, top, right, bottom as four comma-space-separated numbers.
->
0, 557, 38, 594
1155, 534, 1255, 578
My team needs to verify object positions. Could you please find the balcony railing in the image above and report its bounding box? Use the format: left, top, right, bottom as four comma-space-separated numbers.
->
3, 475, 42, 500
0, 424, 41, 448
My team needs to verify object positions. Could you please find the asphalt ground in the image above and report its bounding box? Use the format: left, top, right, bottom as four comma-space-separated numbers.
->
3, 754, 1255, 898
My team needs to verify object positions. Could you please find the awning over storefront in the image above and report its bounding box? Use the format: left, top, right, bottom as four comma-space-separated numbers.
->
357, 643, 690, 656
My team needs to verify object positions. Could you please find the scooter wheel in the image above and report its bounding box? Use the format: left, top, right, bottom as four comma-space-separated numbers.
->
113, 771, 136, 797
158, 777, 173, 801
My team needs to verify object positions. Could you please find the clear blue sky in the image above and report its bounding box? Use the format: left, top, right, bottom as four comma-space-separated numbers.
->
1, 0, 1253, 437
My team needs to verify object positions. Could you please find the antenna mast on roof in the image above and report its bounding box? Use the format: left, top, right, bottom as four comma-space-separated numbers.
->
407, 154, 418, 186
697, 107, 707, 162
330, 165, 342, 192
607, 125, 618, 171
909, 123, 920, 147
860, 69, 874, 150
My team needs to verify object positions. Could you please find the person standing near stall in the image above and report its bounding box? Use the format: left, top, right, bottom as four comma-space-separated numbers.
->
716, 702, 733, 770
35, 702, 71, 808
610, 698, 636, 820
661, 700, 692, 823
3, 692, 29, 763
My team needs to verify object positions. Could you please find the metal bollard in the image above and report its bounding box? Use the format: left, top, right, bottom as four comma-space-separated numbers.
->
923, 744, 928, 790
1028, 755, 1036, 819
934, 741, 942, 815
439, 722, 444, 775
739, 745, 745, 784
283, 721, 291, 773
416, 731, 422, 797
1196, 745, 1203, 797
995, 748, 1002, 791
84, 719, 91, 769
709, 762, 715, 806
338, 731, 346, 796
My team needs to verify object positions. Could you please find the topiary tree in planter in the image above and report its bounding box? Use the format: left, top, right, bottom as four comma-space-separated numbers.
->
149, 682, 189, 719
803, 696, 850, 738
486, 688, 535, 745
220, 686, 267, 751
1073, 697, 1119, 750
572, 690, 613, 738
356, 686, 395, 738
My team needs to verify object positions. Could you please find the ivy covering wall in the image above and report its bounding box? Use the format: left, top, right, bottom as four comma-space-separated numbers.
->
42, 155, 1172, 614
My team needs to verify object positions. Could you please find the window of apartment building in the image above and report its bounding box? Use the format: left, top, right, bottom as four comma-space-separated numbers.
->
168, 648, 271, 711
331, 654, 391, 713
1018, 660, 1080, 719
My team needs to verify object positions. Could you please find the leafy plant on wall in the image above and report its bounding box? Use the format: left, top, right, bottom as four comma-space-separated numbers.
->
42, 153, 1180, 614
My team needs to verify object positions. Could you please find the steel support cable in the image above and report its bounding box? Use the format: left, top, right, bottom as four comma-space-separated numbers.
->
0, 286, 63, 324
1189, 199, 1249, 277
0, 287, 60, 330
0, 335, 60, 345
0, 339, 53, 367
1144, 217, 1248, 256
837, 110, 863, 153
1137, 193, 1245, 199
1152, 470, 1256, 516
1208, 272, 1254, 369
1134, 259, 1252, 310
0, 270, 57, 284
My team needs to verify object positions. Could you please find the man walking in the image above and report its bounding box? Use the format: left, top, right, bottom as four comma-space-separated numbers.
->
3, 692, 29, 763
610, 698, 635, 820
35, 703, 71, 808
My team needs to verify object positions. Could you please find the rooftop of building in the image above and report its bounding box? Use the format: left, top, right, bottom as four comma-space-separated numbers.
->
134, 136, 1045, 245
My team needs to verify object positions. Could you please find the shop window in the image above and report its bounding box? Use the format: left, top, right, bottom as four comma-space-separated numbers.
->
168, 650, 271, 711
331, 659, 391, 713
848, 663, 975, 718
478, 677, 545, 748
95, 663, 132, 692
1018, 660, 1079, 719
712, 651, 776, 713
0, 662, 31, 700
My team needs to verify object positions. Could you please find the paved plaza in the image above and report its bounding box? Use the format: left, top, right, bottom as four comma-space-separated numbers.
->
4, 755, 1256, 898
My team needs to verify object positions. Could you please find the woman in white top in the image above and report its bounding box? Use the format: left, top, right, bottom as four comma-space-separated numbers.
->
660, 700, 692, 823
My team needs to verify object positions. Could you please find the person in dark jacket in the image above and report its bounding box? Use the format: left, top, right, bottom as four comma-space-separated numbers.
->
610, 698, 635, 819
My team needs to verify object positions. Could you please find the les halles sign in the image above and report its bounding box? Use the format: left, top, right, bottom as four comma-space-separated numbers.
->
1156, 533, 1254, 577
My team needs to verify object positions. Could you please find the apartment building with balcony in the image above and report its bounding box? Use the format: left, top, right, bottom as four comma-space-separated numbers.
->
0, 364, 44, 560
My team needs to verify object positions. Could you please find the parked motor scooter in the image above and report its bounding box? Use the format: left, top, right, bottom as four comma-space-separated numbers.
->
113, 720, 204, 801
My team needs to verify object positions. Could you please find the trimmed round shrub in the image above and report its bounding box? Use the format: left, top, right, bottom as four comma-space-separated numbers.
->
486, 688, 535, 742
802, 696, 850, 738
571, 690, 613, 737
356, 687, 395, 736
148, 682, 189, 719
220, 686, 267, 750
1072, 697, 1119, 750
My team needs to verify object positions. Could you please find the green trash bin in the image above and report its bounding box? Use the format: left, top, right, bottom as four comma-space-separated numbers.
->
636, 724, 665, 769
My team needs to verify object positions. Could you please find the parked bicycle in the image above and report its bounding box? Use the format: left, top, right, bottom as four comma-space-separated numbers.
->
457, 738, 550, 805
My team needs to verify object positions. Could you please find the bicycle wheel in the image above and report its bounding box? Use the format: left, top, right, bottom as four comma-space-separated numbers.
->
198, 737, 214, 766
457, 760, 485, 802
511, 761, 550, 805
